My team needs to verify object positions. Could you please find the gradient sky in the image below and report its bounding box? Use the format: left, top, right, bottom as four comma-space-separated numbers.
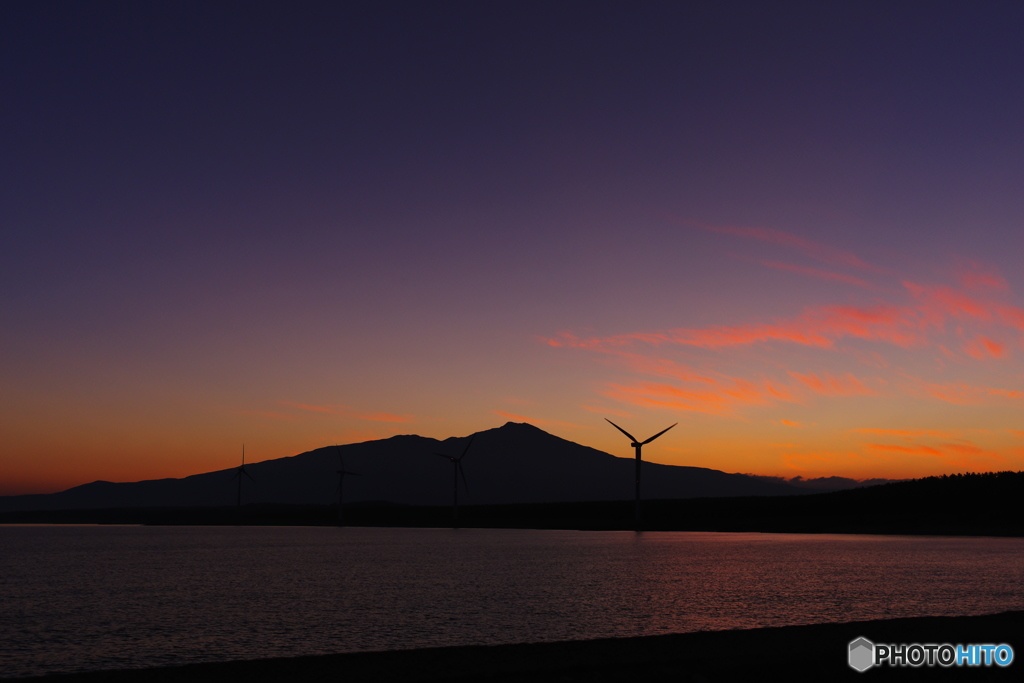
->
4, 1, 1024, 495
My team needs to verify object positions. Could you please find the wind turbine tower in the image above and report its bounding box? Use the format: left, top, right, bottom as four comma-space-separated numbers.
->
231, 445, 255, 507
434, 434, 474, 522
605, 419, 676, 524
333, 445, 361, 525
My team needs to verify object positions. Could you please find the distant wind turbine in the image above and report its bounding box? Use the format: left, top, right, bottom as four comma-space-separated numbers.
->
605, 419, 677, 524
333, 445, 361, 525
231, 445, 254, 507
434, 434, 474, 521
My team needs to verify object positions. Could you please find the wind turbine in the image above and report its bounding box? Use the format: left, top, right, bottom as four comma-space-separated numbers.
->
434, 434, 474, 522
333, 445, 361, 525
231, 444, 254, 507
605, 419, 677, 524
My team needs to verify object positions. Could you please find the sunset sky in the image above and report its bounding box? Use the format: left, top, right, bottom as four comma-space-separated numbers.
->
4, 2, 1024, 495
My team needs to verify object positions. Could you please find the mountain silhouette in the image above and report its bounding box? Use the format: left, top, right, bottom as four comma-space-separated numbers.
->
0, 422, 811, 512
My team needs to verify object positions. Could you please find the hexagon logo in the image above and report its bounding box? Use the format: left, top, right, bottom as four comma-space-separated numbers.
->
849, 637, 875, 672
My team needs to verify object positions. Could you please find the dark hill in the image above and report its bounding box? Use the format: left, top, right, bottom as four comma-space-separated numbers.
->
0, 422, 808, 512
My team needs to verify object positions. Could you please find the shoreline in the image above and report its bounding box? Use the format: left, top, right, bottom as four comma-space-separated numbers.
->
9, 611, 1023, 682
2, 497, 1022, 537
3, 522, 1022, 541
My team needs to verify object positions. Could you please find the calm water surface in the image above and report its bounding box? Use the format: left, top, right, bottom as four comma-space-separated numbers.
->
2, 526, 1023, 678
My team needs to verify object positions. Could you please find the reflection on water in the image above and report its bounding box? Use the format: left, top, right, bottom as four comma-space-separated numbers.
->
2, 526, 1022, 677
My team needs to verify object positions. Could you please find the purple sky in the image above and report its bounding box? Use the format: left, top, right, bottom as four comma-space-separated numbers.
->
4, 1, 1024, 494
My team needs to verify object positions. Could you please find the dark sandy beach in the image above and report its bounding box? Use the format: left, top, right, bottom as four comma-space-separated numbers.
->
10, 611, 1021, 683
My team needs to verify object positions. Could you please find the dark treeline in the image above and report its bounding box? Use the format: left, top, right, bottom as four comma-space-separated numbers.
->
3, 471, 1021, 536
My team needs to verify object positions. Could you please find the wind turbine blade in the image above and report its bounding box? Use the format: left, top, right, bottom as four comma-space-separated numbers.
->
434, 452, 454, 460
605, 418, 638, 443
243, 470, 255, 482
459, 433, 476, 460
335, 444, 345, 470
642, 423, 678, 445
458, 461, 469, 494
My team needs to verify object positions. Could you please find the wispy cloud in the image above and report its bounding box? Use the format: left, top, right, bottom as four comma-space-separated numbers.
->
788, 371, 876, 396
908, 379, 1024, 405
682, 218, 878, 271
548, 254, 1024, 429
963, 336, 1006, 359
853, 428, 959, 438
548, 304, 922, 351
957, 260, 1008, 292
865, 441, 1006, 468
757, 260, 873, 288
603, 378, 797, 416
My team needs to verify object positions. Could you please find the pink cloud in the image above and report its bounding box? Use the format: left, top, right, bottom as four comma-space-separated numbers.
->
683, 219, 877, 271
757, 260, 873, 288
963, 336, 1006, 359
904, 281, 992, 321
670, 304, 920, 350
957, 261, 1008, 292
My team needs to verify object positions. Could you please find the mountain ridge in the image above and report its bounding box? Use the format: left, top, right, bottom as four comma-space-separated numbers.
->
0, 422, 839, 512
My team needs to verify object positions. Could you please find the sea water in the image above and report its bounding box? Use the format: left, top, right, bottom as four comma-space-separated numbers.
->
2, 525, 1022, 678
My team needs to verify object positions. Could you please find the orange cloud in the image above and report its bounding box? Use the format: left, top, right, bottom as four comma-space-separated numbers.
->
604, 378, 796, 415
904, 282, 992, 321
865, 441, 1006, 468
778, 419, 802, 427
866, 443, 943, 457
964, 336, 1006, 359
912, 380, 1024, 405
996, 305, 1024, 331
788, 371, 875, 396
618, 353, 718, 383
668, 304, 920, 350
853, 428, 959, 438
